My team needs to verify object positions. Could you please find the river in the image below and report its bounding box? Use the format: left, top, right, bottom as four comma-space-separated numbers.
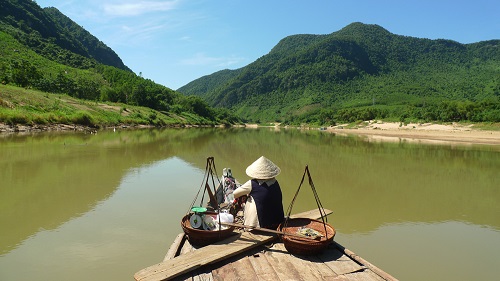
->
0, 127, 499, 280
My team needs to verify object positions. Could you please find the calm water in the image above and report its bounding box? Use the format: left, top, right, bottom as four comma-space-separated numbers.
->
0, 128, 499, 280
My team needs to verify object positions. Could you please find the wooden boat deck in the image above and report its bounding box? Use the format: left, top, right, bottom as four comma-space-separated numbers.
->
135, 209, 397, 281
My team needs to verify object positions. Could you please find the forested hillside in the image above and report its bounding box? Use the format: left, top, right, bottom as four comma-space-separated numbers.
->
0, 0, 240, 126
0, 0, 127, 70
179, 23, 500, 124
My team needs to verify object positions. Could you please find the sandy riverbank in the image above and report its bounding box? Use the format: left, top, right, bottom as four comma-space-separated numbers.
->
1, 121, 499, 146
326, 121, 500, 146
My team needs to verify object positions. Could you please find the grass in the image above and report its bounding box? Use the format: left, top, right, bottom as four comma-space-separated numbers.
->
471, 122, 500, 131
0, 84, 209, 128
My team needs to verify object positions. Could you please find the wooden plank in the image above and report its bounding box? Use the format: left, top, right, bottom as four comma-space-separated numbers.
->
355, 270, 387, 281
224, 255, 258, 281
179, 238, 196, 256
290, 208, 333, 219
332, 241, 398, 281
211, 248, 262, 281
134, 209, 332, 281
265, 242, 336, 281
331, 276, 351, 281
247, 249, 280, 281
317, 243, 366, 276
340, 271, 386, 281
164, 233, 185, 261
191, 269, 213, 281
260, 243, 303, 280
210, 255, 240, 280
135, 231, 272, 281
175, 265, 215, 281
283, 246, 341, 279
264, 242, 388, 281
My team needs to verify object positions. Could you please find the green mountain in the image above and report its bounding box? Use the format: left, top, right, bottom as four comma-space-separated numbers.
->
178, 23, 500, 124
0, 0, 239, 126
0, 0, 128, 70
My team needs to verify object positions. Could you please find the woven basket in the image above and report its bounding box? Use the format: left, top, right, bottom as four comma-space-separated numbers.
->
181, 214, 235, 246
278, 217, 335, 256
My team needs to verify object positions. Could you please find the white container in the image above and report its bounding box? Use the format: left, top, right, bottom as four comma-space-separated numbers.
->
217, 212, 234, 223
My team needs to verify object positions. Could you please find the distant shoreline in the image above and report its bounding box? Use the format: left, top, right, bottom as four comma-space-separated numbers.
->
244, 121, 500, 146
1, 121, 499, 146
0, 122, 234, 134
325, 121, 500, 146
0, 123, 191, 134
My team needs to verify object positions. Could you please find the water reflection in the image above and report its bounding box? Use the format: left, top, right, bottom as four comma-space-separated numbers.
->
0, 155, 203, 280
0, 128, 499, 281
177, 128, 500, 233
0, 129, 209, 254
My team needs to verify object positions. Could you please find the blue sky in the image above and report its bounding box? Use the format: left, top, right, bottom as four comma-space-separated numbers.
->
35, 0, 499, 90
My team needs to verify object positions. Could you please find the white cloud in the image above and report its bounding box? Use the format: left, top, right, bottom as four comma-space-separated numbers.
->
180, 53, 216, 65
112, 21, 168, 44
103, 1, 179, 17
180, 53, 246, 67
216, 56, 246, 68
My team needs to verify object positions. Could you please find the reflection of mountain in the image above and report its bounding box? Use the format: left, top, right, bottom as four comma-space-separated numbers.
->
0, 129, 211, 254
175, 128, 500, 233
1, 128, 498, 255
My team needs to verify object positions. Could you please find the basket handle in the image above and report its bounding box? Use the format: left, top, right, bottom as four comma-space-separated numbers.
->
284, 165, 329, 238
187, 157, 221, 213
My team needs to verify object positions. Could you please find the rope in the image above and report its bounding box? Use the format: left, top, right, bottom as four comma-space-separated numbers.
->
284, 165, 330, 239
185, 156, 228, 238
186, 157, 222, 214
186, 157, 210, 214
305, 166, 329, 237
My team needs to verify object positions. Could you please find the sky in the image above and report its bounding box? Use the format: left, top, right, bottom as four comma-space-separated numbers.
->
35, 0, 499, 90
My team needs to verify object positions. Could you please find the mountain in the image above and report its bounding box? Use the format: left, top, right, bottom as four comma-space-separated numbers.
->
0, 0, 240, 126
179, 68, 244, 97
43, 7, 131, 71
178, 23, 500, 124
0, 0, 129, 71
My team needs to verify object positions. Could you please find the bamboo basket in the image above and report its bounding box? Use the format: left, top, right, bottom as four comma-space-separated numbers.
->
279, 165, 335, 255
181, 213, 235, 246
181, 157, 236, 246
278, 217, 335, 255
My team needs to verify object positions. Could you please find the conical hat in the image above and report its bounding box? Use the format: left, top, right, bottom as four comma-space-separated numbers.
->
245, 156, 281, 179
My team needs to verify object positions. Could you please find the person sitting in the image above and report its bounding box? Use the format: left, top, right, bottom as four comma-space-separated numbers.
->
233, 156, 285, 229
